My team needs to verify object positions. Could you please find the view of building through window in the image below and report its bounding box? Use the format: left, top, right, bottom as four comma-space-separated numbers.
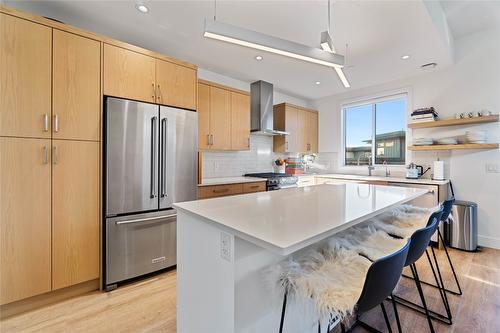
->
344, 96, 406, 165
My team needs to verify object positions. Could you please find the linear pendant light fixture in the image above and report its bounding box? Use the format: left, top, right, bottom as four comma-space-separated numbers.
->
204, 18, 345, 69
321, 0, 351, 88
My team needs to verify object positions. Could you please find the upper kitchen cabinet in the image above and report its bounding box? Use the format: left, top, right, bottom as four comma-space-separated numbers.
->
0, 14, 52, 138
155, 59, 197, 110
273, 103, 318, 153
103, 44, 156, 103
53, 30, 101, 141
197, 80, 250, 151
104, 44, 197, 110
230, 91, 250, 150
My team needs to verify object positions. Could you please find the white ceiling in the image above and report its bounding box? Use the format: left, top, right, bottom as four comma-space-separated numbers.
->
5, 0, 498, 100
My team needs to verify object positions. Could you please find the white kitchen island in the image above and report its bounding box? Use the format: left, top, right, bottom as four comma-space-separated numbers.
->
173, 183, 428, 333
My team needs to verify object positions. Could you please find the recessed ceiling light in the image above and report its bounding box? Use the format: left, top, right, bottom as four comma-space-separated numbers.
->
136, 3, 149, 13
255, 55, 263, 61
401, 55, 411, 60
315, 81, 321, 85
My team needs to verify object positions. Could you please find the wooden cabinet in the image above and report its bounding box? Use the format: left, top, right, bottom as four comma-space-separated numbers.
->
155, 59, 197, 110
273, 103, 318, 153
210, 86, 232, 150
104, 44, 197, 110
52, 140, 100, 290
230, 92, 251, 150
0, 14, 52, 138
197, 80, 250, 151
0, 137, 52, 305
103, 44, 156, 103
197, 83, 211, 150
53, 30, 101, 141
198, 181, 266, 199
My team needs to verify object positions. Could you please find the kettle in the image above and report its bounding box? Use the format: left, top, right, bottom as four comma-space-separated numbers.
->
406, 163, 424, 179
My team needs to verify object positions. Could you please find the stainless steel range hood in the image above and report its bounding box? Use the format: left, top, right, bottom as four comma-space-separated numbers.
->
250, 81, 289, 136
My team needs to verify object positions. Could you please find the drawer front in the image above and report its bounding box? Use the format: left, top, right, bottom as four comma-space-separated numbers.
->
297, 176, 315, 187
106, 212, 177, 285
198, 184, 243, 199
242, 182, 266, 193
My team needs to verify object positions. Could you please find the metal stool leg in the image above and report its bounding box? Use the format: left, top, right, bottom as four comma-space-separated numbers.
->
390, 293, 402, 333
411, 264, 435, 333
279, 291, 287, 333
438, 229, 463, 295
380, 302, 393, 333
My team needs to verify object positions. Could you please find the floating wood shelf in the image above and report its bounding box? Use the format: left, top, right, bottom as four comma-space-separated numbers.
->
408, 115, 499, 129
408, 143, 499, 151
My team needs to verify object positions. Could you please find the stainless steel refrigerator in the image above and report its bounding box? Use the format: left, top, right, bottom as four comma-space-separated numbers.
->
104, 97, 197, 290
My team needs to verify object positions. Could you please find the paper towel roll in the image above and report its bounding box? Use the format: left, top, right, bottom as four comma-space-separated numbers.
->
433, 160, 445, 180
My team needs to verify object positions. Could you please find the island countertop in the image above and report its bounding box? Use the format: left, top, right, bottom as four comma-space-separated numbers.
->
174, 183, 428, 255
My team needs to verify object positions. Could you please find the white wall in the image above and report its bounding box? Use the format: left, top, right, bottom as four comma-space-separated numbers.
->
313, 28, 500, 249
198, 69, 313, 178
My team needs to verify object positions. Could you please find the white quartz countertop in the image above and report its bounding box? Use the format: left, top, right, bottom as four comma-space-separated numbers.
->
198, 177, 266, 187
174, 183, 428, 255
313, 173, 449, 186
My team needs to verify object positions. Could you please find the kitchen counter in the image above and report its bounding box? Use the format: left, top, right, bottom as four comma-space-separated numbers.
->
312, 173, 450, 186
174, 183, 428, 333
198, 176, 265, 187
175, 183, 427, 255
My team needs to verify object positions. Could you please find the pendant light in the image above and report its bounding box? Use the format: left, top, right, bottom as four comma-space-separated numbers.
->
320, 0, 351, 88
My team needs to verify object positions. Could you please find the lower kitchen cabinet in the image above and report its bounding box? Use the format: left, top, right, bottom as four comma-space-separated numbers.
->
52, 140, 100, 290
0, 137, 52, 305
198, 181, 266, 199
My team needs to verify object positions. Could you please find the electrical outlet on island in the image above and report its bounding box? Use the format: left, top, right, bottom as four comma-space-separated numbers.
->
220, 232, 233, 262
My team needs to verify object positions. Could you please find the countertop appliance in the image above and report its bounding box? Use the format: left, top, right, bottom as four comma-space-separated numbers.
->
445, 200, 478, 251
406, 163, 424, 179
104, 97, 197, 290
244, 172, 298, 190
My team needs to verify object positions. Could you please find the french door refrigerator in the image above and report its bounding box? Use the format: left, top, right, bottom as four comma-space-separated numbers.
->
104, 97, 197, 290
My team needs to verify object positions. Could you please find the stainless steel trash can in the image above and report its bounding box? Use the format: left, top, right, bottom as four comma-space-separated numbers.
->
445, 200, 478, 251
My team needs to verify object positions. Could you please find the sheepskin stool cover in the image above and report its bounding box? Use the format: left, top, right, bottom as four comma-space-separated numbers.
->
265, 248, 371, 323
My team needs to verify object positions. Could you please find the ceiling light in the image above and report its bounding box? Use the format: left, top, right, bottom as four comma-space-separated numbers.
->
204, 19, 344, 69
401, 55, 411, 60
135, 3, 149, 13
315, 81, 321, 85
334, 67, 351, 88
320, 30, 351, 88
255, 55, 263, 61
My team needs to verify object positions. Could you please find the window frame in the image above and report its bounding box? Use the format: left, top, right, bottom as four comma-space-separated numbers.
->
341, 90, 409, 167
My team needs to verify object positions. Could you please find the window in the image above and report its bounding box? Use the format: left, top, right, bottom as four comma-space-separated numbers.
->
343, 94, 407, 166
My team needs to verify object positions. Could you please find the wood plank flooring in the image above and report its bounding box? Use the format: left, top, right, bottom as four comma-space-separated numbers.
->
1, 248, 499, 333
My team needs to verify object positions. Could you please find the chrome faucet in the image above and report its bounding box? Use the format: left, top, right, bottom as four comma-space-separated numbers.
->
367, 155, 375, 176
383, 161, 391, 177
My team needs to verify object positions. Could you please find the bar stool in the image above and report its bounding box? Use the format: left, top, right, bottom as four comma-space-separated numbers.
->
274, 240, 410, 333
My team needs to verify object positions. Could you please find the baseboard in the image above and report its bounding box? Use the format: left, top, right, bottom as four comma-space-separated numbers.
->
0, 279, 99, 319
478, 235, 500, 250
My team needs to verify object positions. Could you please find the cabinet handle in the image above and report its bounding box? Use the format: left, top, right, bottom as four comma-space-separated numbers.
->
213, 188, 229, 194
157, 84, 161, 103
43, 114, 49, 132
207, 134, 211, 146
54, 114, 59, 133
249, 185, 260, 189
247, 137, 250, 147
43, 145, 49, 164
210, 134, 214, 146
152, 83, 155, 101
286, 141, 288, 151
52, 145, 59, 164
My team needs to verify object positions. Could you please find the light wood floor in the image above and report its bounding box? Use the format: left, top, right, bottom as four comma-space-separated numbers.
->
1, 248, 499, 333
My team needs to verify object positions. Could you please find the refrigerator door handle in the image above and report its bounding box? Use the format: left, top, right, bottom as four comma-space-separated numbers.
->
160, 118, 168, 198
151, 116, 158, 198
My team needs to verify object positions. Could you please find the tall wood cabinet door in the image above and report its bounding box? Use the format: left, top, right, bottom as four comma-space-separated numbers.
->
296, 109, 308, 153
52, 140, 99, 290
53, 30, 101, 141
285, 106, 299, 152
0, 14, 52, 138
103, 44, 155, 103
230, 92, 250, 150
0, 137, 51, 305
209, 86, 231, 150
197, 83, 211, 150
156, 60, 197, 110
307, 111, 318, 153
